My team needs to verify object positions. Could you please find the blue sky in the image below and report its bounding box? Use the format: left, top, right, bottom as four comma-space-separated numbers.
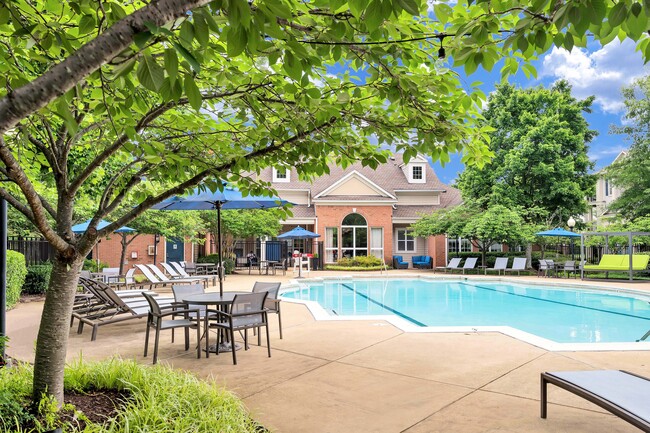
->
431, 39, 650, 185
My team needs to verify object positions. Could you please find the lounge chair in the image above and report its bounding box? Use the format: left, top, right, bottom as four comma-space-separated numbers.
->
74, 277, 173, 341
393, 256, 409, 269
540, 370, 650, 432
583, 254, 650, 274
504, 257, 527, 276
461, 257, 478, 274
162, 262, 216, 287
135, 264, 202, 289
434, 257, 462, 273
484, 257, 509, 275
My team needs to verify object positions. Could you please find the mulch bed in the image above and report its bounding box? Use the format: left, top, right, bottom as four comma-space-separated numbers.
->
62, 389, 130, 428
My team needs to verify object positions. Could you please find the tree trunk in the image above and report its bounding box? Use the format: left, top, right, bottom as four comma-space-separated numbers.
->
32, 253, 84, 406
526, 243, 533, 268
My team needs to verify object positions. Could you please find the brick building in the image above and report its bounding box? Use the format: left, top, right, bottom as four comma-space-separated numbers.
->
256, 153, 462, 268
93, 233, 194, 270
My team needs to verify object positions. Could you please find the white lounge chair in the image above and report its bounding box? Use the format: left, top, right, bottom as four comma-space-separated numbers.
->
435, 257, 462, 273
504, 257, 527, 275
484, 257, 509, 275
461, 257, 478, 274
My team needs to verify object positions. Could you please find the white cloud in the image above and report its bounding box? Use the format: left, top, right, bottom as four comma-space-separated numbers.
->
540, 40, 650, 114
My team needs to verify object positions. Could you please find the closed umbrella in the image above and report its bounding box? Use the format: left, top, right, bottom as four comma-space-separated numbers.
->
277, 226, 320, 277
151, 185, 289, 295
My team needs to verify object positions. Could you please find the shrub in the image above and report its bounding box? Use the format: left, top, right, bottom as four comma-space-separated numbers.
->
0, 359, 261, 432
6, 251, 27, 309
23, 263, 53, 295
83, 259, 108, 273
335, 255, 383, 268
198, 254, 234, 274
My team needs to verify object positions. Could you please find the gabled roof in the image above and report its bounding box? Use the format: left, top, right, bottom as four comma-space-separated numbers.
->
257, 153, 460, 204
313, 170, 396, 200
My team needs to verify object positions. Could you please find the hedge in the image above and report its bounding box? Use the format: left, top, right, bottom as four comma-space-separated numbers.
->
23, 262, 52, 295
197, 254, 235, 274
6, 251, 27, 309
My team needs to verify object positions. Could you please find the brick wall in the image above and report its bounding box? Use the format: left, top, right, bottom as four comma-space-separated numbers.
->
95, 234, 190, 269
316, 205, 393, 264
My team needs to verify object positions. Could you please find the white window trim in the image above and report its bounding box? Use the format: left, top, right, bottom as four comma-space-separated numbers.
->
409, 164, 426, 183
396, 228, 416, 252
273, 167, 290, 183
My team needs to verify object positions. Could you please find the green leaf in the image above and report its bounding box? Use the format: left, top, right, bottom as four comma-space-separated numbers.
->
79, 15, 95, 35
134, 31, 153, 50
349, 0, 366, 17
608, 2, 627, 27
433, 3, 452, 22
136, 54, 164, 91
227, 25, 248, 57
184, 75, 202, 110
164, 49, 178, 83
283, 50, 303, 81
172, 42, 201, 73
396, 0, 420, 15
365, 0, 387, 32
55, 98, 78, 134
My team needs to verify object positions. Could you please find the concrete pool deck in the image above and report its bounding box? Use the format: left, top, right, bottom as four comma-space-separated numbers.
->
7, 269, 650, 432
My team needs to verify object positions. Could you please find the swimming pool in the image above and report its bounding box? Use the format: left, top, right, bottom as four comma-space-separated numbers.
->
281, 277, 650, 350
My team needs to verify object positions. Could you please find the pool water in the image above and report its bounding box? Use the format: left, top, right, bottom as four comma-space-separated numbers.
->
281, 279, 650, 344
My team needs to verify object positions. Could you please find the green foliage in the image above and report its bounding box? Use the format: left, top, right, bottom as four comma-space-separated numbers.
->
197, 254, 235, 275
456, 82, 595, 224
605, 75, 650, 220
0, 359, 261, 432
23, 263, 53, 295
83, 259, 109, 273
6, 251, 27, 309
334, 255, 383, 268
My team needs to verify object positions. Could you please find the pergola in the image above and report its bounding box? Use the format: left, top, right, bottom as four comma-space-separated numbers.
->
580, 231, 650, 281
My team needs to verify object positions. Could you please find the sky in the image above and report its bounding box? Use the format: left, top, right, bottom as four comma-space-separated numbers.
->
431, 39, 650, 185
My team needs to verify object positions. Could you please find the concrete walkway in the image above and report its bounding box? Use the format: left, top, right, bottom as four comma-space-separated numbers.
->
7, 269, 650, 432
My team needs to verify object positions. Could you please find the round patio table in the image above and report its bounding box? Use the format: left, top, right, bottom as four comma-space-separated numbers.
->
182, 292, 248, 355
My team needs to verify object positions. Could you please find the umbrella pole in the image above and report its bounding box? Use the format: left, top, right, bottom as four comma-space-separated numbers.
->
217, 203, 223, 296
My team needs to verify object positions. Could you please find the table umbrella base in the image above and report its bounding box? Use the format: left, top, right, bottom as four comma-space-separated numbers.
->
205, 342, 242, 353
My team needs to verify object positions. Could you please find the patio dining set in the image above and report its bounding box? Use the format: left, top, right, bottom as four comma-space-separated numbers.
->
72, 263, 283, 365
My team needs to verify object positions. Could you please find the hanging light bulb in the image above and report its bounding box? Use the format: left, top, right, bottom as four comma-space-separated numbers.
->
438, 46, 446, 59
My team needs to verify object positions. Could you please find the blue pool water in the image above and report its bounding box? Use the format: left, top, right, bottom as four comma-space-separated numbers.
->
281, 279, 650, 344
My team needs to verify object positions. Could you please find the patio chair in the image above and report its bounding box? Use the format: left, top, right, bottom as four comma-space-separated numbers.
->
205, 291, 271, 365
270, 258, 287, 276
485, 257, 509, 275
109, 268, 138, 291
393, 256, 409, 269
142, 292, 201, 364
504, 257, 527, 276
248, 257, 261, 275
540, 370, 650, 432
434, 257, 462, 273
562, 260, 578, 278
162, 262, 216, 287
461, 257, 478, 274
252, 281, 283, 340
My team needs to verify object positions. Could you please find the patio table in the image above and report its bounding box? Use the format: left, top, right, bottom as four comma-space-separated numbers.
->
182, 292, 248, 355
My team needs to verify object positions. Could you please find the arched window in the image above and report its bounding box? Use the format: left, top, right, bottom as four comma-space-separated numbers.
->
341, 213, 367, 258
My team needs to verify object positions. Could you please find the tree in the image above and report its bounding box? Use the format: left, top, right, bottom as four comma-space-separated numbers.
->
457, 81, 596, 220
0, 0, 647, 409
605, 76, 650, 220
410, 202, 532, 266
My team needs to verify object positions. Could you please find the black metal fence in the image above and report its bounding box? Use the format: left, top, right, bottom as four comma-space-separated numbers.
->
8, 236, 54, 265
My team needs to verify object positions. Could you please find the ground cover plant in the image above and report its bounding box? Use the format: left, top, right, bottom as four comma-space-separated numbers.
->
327, 255, 385, 271
0, 359, 262, 432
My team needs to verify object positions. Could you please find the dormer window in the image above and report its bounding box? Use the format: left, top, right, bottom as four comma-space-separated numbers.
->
273, 167, 289, 183
409, 164, 426, 183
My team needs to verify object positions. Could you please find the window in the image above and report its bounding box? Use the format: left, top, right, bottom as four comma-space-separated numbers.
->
412, 166, 423, 180
448, 237, 458, 253
273, 167, 289, 182
325, 227, 338, 263
488, 243, 503, 252
408, 164, 426, 183
341, 213, 368, 258
460, 238, 472, 252
397, 229, 415, 252
448, 237, 472, 253
370, 228, 383, 259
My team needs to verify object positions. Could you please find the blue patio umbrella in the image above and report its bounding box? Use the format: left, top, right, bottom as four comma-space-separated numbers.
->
277, 226, 320, 277
71, 218, 135, 234
72, 219, 136, 271
151, 185, 289, 294
535, 227, 581, 238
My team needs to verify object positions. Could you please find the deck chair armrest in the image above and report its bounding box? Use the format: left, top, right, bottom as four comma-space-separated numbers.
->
153, 307, 201, 319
